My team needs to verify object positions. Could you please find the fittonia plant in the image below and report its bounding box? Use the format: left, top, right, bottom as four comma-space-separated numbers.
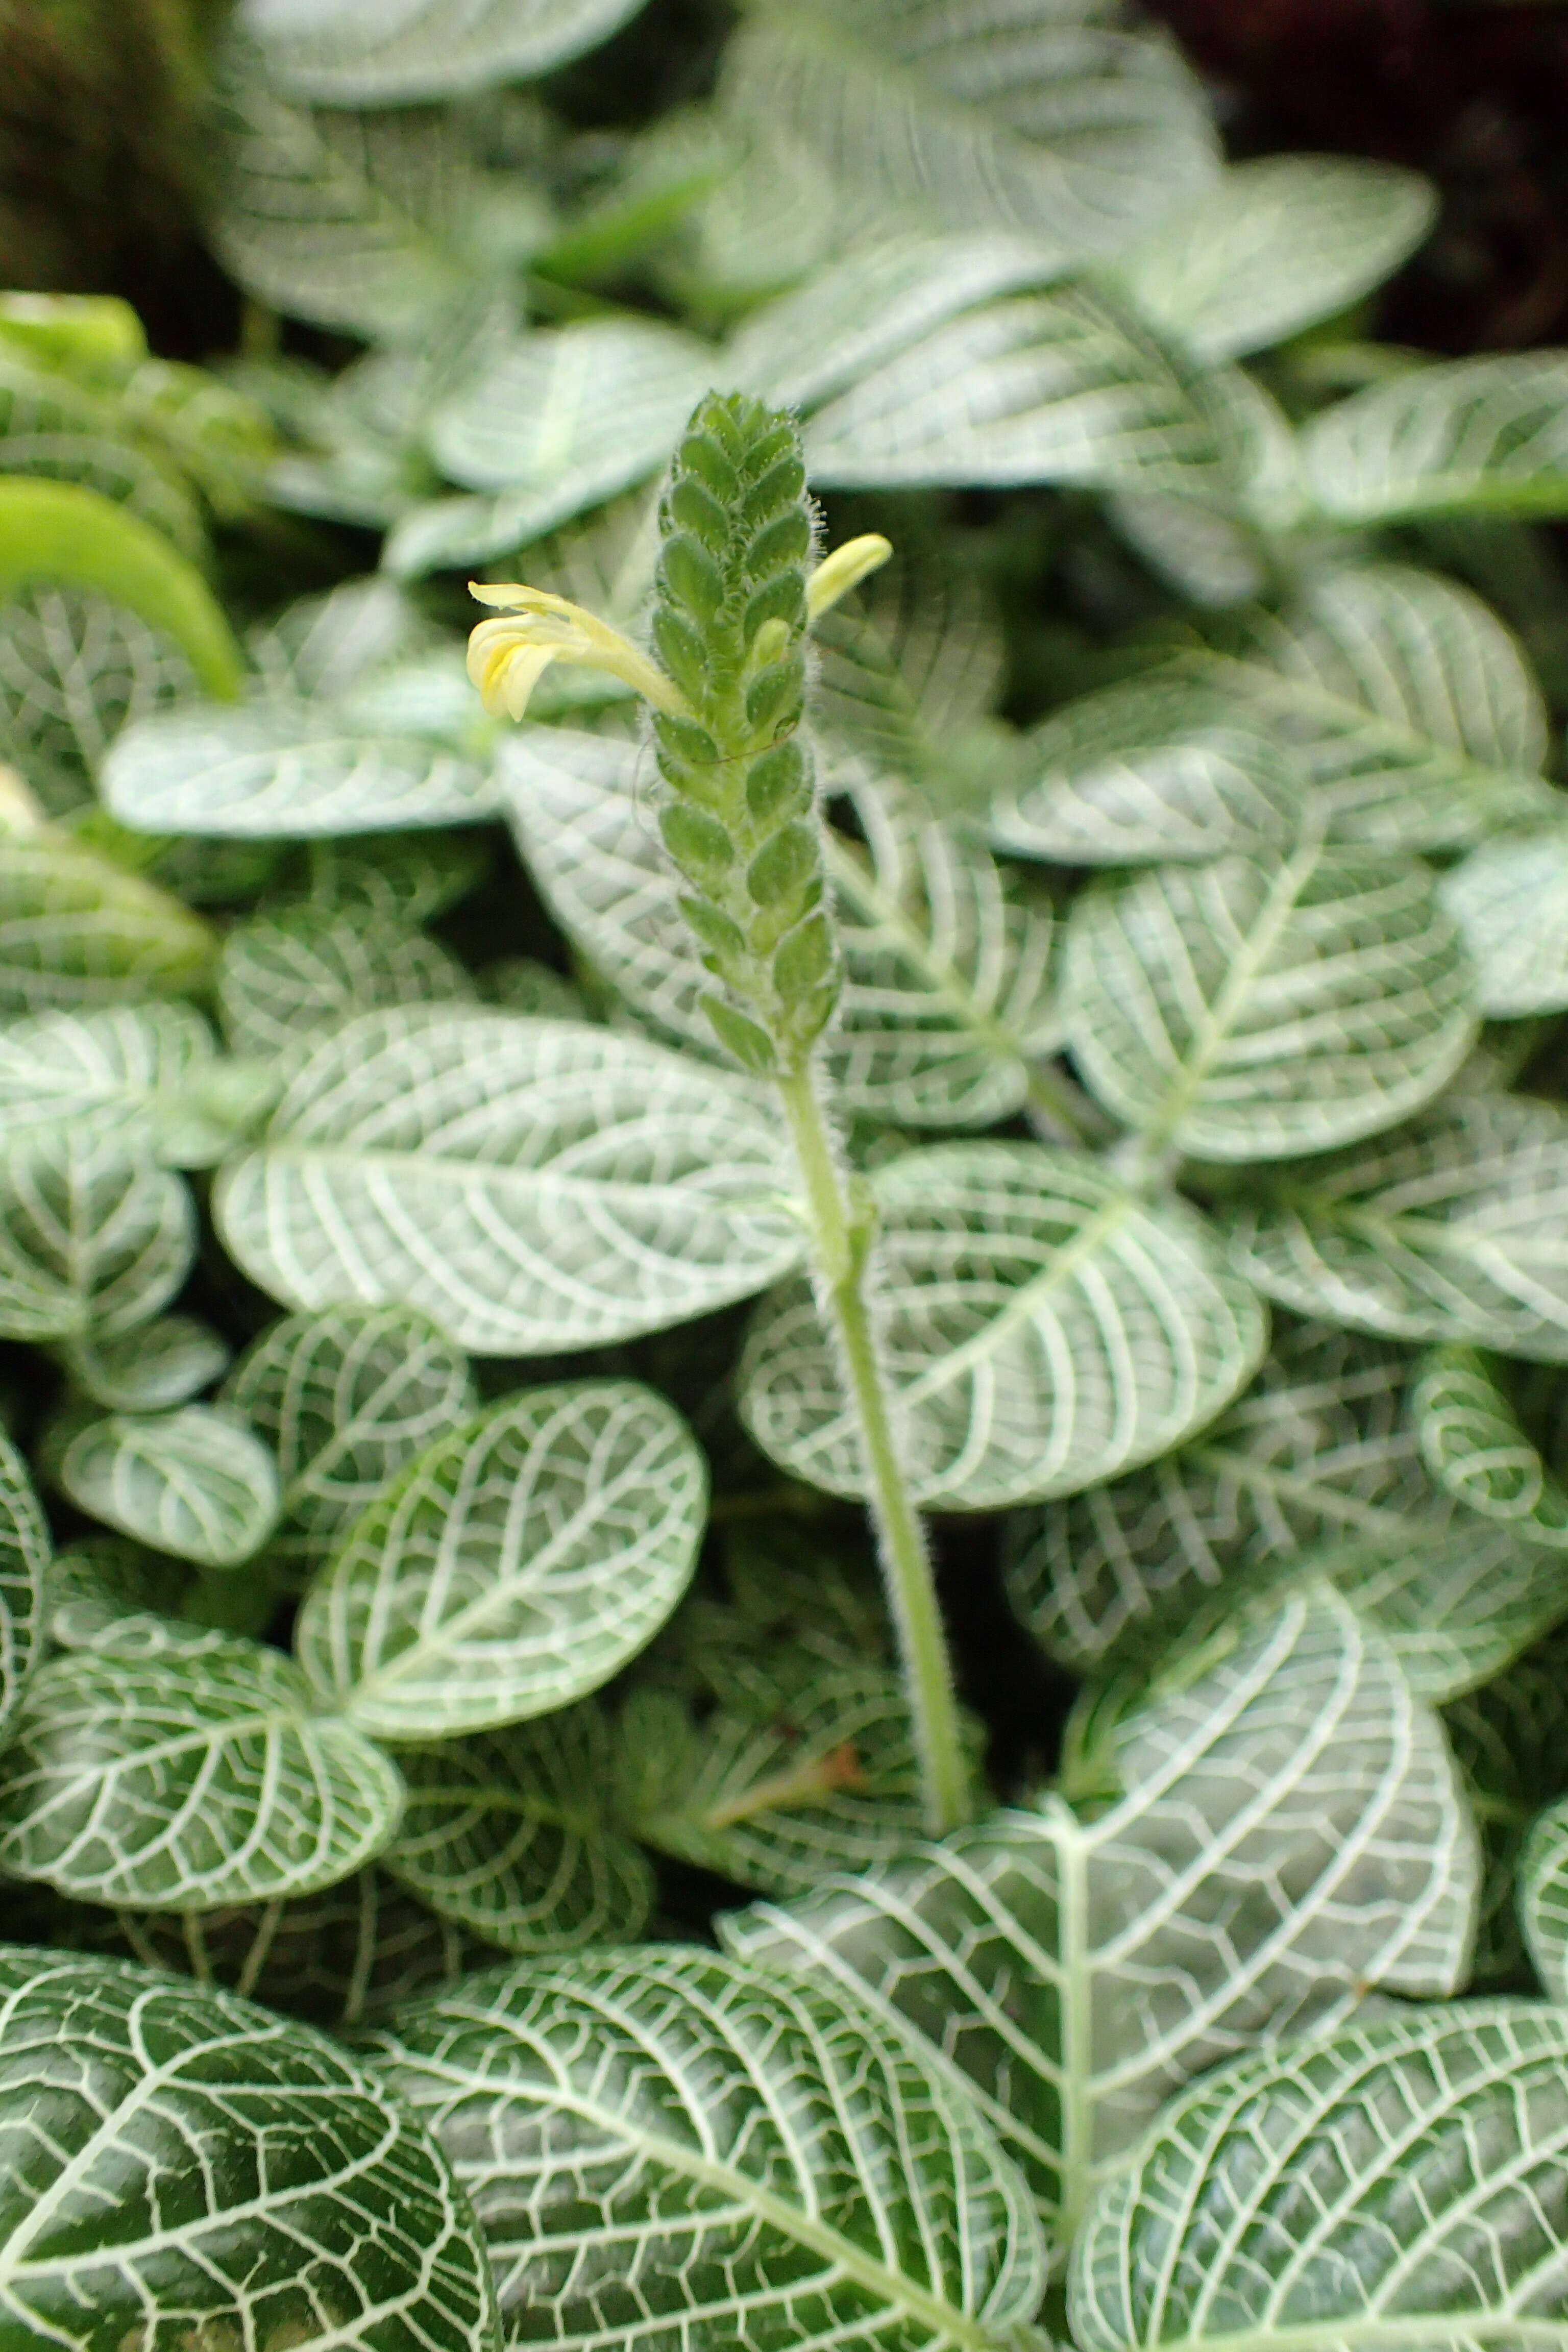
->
7, 0, 1568, 2339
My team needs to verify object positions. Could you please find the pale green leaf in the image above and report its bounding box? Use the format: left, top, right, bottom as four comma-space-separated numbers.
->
386, 1708, 653, 1953
368, 1945, 1051, 2352
740, 1141, 1266, 1510
718, 1, 1217, 263
1114, 157, 1436, 362
0, 1640, 404, 1906
989, 676, 1307, 865
241, 0, 648, 103
1413, 1345, 1568, 1548
0, 1002, 274, 1166
1193, 564, 1562, 850
0, 1950, 500, 2350
1522, 1792, 1568, 2002
0, 1432, 46, 1747
61, 1314, 230, 1412
102, 698, 498, 838
0, 829, 213, 1016
0, 583, 198, 795
0, 354, 207, 559
1303, 351, 1568, 522
1445, 1630, 1568, 1989
726, 1584, 1475, 2245
812, 538, 1009, 787
0, 1134, 195, 1342
1062, 842, 1477, 1160
295, 1379, 705, 1740
248, 570, 438, 698
42, 1533, 278, 1655
1107, 485, 1270, 610
214, 1007, 805, 1355
218, 900, 473, 1061
223, 1303, 477, 1582
54, 1405, 282, 1570
804, 285, 1245, 495
1439, 828, 1568, 1016
1227, 1093, 1568, 1361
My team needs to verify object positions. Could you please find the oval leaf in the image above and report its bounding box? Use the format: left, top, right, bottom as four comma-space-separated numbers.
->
60, 1314, 230, 1413
1303, 351, 1568, 523
54, 1404, 281, 1569
0, 1002, 271, 1167
0, 1132, 194, 1342
0, 1433, 46, 1747
218, 898, 473, 1061
1413, 1345, 1568, 1548
1439, 826, 1568, 1016
244, 0, 647, 103
0, 829, 212, 1016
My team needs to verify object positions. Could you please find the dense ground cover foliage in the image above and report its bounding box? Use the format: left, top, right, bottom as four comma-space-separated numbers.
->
5, 1, 1568, 2343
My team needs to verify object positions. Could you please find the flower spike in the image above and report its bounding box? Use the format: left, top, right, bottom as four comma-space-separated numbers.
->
465, 582, 690, 723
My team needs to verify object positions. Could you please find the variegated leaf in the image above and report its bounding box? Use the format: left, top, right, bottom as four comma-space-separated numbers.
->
53, 1405, 281, 1571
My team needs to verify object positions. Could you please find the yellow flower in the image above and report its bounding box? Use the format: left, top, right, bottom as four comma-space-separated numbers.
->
465, 583, 690, 723
805, 532, 892, 621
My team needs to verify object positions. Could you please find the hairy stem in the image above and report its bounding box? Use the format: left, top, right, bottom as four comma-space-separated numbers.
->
775, 1060, 969, 1834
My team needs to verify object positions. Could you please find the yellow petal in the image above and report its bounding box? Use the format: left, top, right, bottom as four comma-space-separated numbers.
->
806, 532, 894, 622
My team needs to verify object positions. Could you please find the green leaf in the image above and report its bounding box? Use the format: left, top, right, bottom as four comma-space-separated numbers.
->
0, 1002, 274, 1166
0, 583, 198, 795
1303, 352, 1568, 522
0, 1949, 501, 2349
1227, 1093, 1568, 1361
0, 1133, 194, 1342
0, 1433, 46, 1747
42, 1532, 279, 1654
619, 1669, 943, 1899
812, 539, 1009, 790
1068, 2001, 1568, 2352
274, 825, 489, 924
60, 1314, 230, 1412
989, 676, 1307, 866
1445, 1629, 1568, 1989
242, 0, 648, 103
1521, 1791, 1568, 2001
1413, 1345, 1568, 1547
0, 1639, 404, 1906
718, 0, 1217, 262
53, 1405, 282, 1570
386, 1709, 654, 1953
727, 1584, 1476, 2247
0, 829, 213, 1016
740, 1141, 1266, 1510
1113, 157, 1436, 361
1192, 564, 1562, 850
1439, 827, 1568, 1015
218, 899, 474, 1061
214, 1007, 805, 1355
223, 1303, 477, 1583
503, 732, 1063, 1126
368, 1945, 1051, 2352
102, 698, 498, 838
804, 285, 1246, 495
1061, 843, 1477, 1161
295, 1380, 705, 1739
0, 352, 208, 558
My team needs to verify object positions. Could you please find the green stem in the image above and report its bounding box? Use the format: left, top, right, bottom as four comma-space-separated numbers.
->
774, 1061, 969, 1834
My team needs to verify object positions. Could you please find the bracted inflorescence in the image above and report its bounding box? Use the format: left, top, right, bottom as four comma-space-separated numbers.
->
648, 392, 839, 1076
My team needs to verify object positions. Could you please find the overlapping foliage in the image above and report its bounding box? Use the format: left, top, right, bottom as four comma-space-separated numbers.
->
5, 0, 1568, 2341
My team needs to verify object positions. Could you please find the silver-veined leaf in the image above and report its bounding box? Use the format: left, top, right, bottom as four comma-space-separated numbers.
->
0, 828, 213, 1015
214, 1007, 805, 1355
0, 353, 207, 558
989, 676, 1306, 865
59, 1315, 230, 1412
295, 1380, 705, 1740
740, 1141, 1266, 1510
0, 1002, 274, 1166
1114, 157, 1436, 361
727, 1584, 1476, 2246
0, 583, 198, 795
1228, 1093, 1568, 1362
1522, 1792, 1568, 2002
501, 731, 1062, 1126
223, 1303, 477, 1582
273, 825, 489, 924
42, 1533, 278, 1655
218, 899, 473, 1061
1446, 1630, 1568, 1989
618, 1670, 941, 1899
718, 0, 1217, 263
0, 1133, 194, 1342
241, 0, 647, 102
53, 1405, 282, 1570
0, 1433, 45, 1747
367, 1944, 1051, 2352
1068, 2001, 1568, 2352
805, 284, 1245, 495
812, 538, 1008, 789
0, 1950, 501, 2350
102, 698, 497, 838
1414, 1345, 1568, 1548
0, 1639, 404, 1907
1439, 827, 1568, 1015
1303, 351, 1568, 522
1194, 564, 1562, 849
386, 1708, 653, 1954
1062, 842, 1477, 1160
